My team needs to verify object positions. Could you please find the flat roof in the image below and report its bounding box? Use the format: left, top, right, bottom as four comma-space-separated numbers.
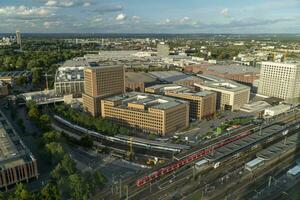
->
104, 92, 188, 110
246, 158, 264, 168
0, 71, 32, 78
287, 165, 300, 176
240, 101, 271, 113
125, 72, 157, 83
205, 64, 260, 74
148, 71, 190, 83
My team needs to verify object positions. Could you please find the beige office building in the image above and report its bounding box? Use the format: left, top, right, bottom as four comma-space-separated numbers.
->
145, 84, 216, 120
195, 75, 250, 111
258, 61, 300, 100
83, 64, 125, 116
101, 92, 189, 136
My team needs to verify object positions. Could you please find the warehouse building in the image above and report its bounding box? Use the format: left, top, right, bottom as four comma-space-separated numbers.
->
125, 72, 159, 92
145, 84, 216, 120
101, 92, 189, 136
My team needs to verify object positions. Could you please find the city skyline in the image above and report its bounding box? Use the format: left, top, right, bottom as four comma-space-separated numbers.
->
0, 0, 300, 33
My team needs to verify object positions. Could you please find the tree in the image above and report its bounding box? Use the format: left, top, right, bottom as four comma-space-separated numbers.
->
27, 60, 40, 70
45, 142, 64, 164
68, 174, 89, 200
14, 183, 32, 200
15, 76, 27, 86
80, 134, 93, 148
40, 114, 51, 130
16, 57, 26, 69
31, 67, 41, 85
61, 154, 76, 175
28, 106, 40, 121
40, 183, 61, 200
43, 131, 61, 143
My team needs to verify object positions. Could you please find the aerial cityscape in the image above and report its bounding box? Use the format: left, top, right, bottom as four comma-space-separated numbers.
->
1, 0, 300, 200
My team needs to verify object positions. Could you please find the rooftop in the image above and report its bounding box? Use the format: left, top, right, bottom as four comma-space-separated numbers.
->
125, 72, 157, 83
104, 92, 188, 110
205, 64, 260, 74
240, 101, 271, 113
0, 71, 32, 78
148, 71, 190, 83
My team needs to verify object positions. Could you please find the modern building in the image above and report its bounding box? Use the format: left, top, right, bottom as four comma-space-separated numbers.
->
258, 61, 300, 100
16, 29, 21, 50
0, 111, 38, 190
125, 72, 159, 92
83, 64, 125, 116
0, 81, 8, 97
101, 92, 189, 136
145, 84, 216, 120
54, 58, 87, 97
264, 104, 291, 118
240, 101, 271, 117
195, 75, 250, 111
157, 43, 170, 57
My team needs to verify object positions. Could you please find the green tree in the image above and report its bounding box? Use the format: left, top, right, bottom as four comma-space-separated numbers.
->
28, 106, 40, 121
31, 67, 41, 85
40, 183, 61, 200
15, 76, 27, 86
68, 174, 89, 200
16, 57, 26, 69
61, 154, 76, 175
14, 183, 32, 200
40, 114, 51, 130
43, 131, 61, 143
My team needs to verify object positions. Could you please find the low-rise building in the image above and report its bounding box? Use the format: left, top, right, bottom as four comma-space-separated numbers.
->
240, 101, 271, 117
0, 81, 9, 97
54, 58, 87, 97
0, 112, 38, 190
195, 75, 250, 111
145, 84, 216, 120
125, 72, 159, 92
264, 104, 291, 118
101, 92, 189, 136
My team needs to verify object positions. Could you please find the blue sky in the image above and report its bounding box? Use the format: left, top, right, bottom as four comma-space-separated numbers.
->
0, 0, 300, 33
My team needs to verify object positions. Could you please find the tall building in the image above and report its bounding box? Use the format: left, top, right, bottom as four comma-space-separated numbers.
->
195, 75, 250, 111
145, 84, 216, 120
83, 64, 125, 116
101, 92, 189, 136
16, 29, 22, 50
258, 61, 300, 100
157, 43, 170, 57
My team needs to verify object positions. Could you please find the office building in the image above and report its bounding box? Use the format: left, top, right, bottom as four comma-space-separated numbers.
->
258, 62, 300, 100
101, 92, 189, 136
83, 64, 125, 116
54, 58, 87, 97
195, 75, 250, 111
145, 84, 216, 120
16, 30, 21, 50
0, 112, 38, 190
157, 43, 170, 57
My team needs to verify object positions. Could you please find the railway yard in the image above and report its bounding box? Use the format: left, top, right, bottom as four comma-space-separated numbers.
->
52, 109, 300, 200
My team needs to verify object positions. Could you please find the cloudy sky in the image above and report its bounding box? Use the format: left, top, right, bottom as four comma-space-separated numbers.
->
0, 0, 300, 33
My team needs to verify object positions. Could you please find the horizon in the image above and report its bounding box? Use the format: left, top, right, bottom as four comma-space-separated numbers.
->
1, 0, 300, 33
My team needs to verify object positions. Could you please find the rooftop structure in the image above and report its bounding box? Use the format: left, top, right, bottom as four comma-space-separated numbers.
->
125, 72, 159, 92
101, 92, 189, 135
148, 71, 203, 86
264, 104, 291, 118
145, 84, 216, 120
0, 111, 38, 190
195, 74, 250, 111
240, 101, 271, 114
54, 58, 87, 97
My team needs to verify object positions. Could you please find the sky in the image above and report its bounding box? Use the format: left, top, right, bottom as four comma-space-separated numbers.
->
0, 0, 300, 33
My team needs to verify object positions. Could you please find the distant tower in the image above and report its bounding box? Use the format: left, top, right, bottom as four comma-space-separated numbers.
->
16, 29, 22, 51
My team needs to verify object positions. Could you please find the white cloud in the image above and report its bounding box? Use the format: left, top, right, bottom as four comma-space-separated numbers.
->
45, 0, 57, 6
116, 13, 126, 21
179, 16, 189, 23
83, 2, 91, 7
221, 8, 229, 17
92, 16, 103, 23
132, 15, 140, 23
165, 19, 170, 24
0, 6, 54, 19
44, 21, 61, 28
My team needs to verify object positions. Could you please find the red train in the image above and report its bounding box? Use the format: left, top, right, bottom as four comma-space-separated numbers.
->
136, 129, 253, 187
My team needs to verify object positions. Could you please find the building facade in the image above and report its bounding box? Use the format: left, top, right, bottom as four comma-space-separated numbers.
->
101, 92, 189, 136
194, 75, 250, 111
83, 64, 125, 116
258, 62, 300, 100
145, 84, 216, 120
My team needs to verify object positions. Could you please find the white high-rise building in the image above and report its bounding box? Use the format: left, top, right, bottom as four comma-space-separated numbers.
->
258, 61, 300, 100
16, 29, 22, 50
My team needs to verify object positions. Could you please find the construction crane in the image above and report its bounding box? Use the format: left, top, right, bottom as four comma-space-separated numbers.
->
126, 137, 134, 160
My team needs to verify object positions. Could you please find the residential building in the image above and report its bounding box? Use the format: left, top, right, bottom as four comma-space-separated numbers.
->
145, 84, 216, 120
101, 92, 189, 136
258, 61, 300, 100
0, 112, 38, 191
83, 64, 125, 116
195, 75, 250, 111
